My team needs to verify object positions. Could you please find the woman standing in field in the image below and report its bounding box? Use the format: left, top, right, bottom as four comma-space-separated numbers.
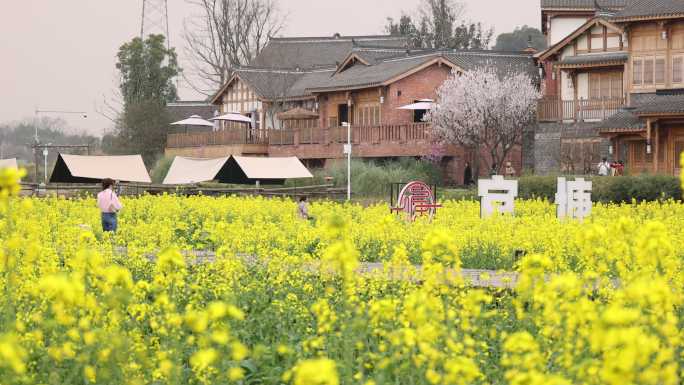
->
97, 178, 122, 232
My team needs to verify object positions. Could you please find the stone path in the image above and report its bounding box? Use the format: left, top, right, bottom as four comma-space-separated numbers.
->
133, 248, 520, 289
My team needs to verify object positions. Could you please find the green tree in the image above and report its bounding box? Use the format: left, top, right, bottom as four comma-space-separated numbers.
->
493, 25, 547, 52
384, 0, 492, 50
115, 34, 180, 165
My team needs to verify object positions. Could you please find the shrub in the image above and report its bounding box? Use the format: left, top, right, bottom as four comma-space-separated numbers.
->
149, 154, 175, 184
518, 174, 682, 203
292, 158, 443, 198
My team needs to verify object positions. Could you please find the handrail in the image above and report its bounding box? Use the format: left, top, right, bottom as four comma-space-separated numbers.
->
167, 123, 434, 148
538, 97, 626, 122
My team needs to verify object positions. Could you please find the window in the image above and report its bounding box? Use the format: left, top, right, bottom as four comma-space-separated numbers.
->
588, 71, 623, 99
633, 58, 643, 85
355, 104, 381, 126
674, 56, 684, 84
655, 57, 666, 84
644, 58, 654, 85
611, 72, 623, 98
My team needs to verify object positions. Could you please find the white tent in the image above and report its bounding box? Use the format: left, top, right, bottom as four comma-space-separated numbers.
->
210, 112, 252, 123
171, 115, 215, 127
50, 154, 151, 183
232, 156, 313, 180
0, 158, 18, 170
398, 99, 434, 110
163, 156, 230, 184
162, 155, 313, 185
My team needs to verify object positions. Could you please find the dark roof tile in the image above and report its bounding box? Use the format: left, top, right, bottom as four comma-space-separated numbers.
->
541, 0, 625, 9
558, 51, 629, 66
613, 0, 684, 19
631, 91, 684, 114
250, 35, 407, 69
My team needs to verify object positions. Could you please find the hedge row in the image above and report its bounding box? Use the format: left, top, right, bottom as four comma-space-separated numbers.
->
518, 174, 682, 203
442, 174, 682, 203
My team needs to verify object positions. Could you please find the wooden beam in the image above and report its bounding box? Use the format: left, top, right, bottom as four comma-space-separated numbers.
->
654, 121, 659, 173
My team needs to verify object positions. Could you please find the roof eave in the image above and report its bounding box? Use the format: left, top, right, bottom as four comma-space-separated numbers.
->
555, 60, 627, 69
612, 13, 684, 23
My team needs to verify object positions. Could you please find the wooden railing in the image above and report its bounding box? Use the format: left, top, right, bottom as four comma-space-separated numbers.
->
538, 97, 626, 122
167, 129, 269, 148
168, 123, 433, 148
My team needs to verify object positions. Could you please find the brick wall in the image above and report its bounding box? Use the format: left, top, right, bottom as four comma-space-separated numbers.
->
384, 64, 452, 125
316, 63, 452, 127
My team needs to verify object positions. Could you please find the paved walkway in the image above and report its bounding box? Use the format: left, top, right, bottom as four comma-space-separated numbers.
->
134, 248, 520, 289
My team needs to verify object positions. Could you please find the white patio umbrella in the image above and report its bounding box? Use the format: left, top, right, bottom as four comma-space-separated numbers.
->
210, 112, 252, 123
171, 115, 215, 134
398, 99, 434, 110
171, 115, 215, 127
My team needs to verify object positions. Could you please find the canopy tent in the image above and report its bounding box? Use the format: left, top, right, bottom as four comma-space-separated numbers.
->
162, 156, 230, 185
162, 155, 313, 185
50, 154, 151, 183
171, 114, 215, 127
0, 158, 18, 170
398, 99, 434, 110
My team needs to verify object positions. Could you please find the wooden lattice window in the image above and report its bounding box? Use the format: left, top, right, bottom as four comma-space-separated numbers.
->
644, 58, 654, 85
632, 59, 643, 86
655, 57, 666, 84
674, 56, 684, 84
589, 72, 623, 99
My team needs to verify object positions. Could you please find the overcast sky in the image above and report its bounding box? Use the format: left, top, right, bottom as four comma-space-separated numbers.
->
0, 0, 538, 135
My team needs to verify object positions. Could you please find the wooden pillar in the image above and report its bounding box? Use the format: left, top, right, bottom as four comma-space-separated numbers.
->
572, 72, 579, 122
654, 121, 659, 174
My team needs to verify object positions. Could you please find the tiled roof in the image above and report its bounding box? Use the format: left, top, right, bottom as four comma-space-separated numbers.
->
541, 0, 625, 9
558, 51, 629, 66
166, 101, 216, 121
631, 91, 684, 115
445, 51, 539, 79
594, 108, 644, 132
305, 51, 538, 92
250, 35, 408, 70
612, 0, 684, 20
306, 55, 438, 92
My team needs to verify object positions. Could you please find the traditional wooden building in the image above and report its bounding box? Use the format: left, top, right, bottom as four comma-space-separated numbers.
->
166, 34, 537, 183
536, 0, 684, 176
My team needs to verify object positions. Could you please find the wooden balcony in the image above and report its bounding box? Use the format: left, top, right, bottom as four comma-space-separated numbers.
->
167, 129, 269, 148
538, 97, 626, 123
165, 123, 442, 159
269, 123, 432, 146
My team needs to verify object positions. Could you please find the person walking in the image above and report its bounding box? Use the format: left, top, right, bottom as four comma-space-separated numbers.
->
597, 158, 611, 176
297, 196, 313, 221
97, 178, 122, 232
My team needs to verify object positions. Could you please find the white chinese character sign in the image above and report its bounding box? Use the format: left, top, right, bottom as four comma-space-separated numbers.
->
478, 175, 518, 218
555, 177, 592, 220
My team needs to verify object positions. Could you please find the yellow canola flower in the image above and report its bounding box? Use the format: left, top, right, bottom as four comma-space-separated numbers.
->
291, 358, 339, 385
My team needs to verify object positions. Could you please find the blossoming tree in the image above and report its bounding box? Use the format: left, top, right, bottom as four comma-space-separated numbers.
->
429, 67, 539, 176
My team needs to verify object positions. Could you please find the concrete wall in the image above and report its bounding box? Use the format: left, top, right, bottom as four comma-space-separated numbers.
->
550, 17, 590, 46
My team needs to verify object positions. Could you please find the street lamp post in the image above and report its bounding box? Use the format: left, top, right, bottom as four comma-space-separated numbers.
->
33, 109, 87, 184
42, 148, 49, 185
342, 122, 352, 201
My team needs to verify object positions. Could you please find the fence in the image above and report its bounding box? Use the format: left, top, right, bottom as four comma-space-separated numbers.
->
20, 183, 347, 200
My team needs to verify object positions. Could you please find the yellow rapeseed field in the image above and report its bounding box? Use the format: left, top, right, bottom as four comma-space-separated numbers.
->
1, 164, 684, 385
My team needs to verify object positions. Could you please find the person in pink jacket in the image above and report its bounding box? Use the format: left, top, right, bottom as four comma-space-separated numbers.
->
97, 178, 122, 232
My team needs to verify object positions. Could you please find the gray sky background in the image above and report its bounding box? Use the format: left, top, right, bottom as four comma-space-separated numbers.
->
0, 0, 538, 136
